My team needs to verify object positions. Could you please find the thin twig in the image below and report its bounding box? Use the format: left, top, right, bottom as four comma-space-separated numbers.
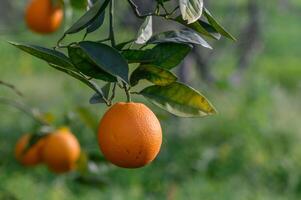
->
56, 34, 67, 49
130, 91, 140, 95
0, 80, 23, 97
54, 42, 77, 49
127, 41, 135, 50
160, 4, 169, 14
75, 72, 110, 106
155, 4, 160, 15
96, 38, 111, 43
0, 98, 48, 126
51, 63, 111, 106
89, 81, 111, 106
109, 82, 117, 103
83, 32, 88, 40
126, 0, 169, 18
169, 6, 180, 16
117, 82, 124, 89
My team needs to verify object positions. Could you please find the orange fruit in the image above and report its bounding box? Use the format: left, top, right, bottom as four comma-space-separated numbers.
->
41, 127, 80, 173
25, 0, 63, 34
98, 102, 162, 168
15, 134, 45, 166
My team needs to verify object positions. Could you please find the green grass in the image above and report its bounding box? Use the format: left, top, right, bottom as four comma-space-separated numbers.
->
0, 2, 301, 200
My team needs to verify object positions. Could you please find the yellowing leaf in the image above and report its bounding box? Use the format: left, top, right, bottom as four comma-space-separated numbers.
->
140, 82, 217, 117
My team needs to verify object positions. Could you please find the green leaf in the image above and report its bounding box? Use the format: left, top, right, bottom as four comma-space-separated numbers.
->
148, 43, 192, 69
89, 93, 105, 104
121, 49, 149, 63
179, 0, 203, 24
86, 12, 105, 34
148, 29, 212, 49
70, 0, 87, 9
65, 0, 110, 35
86, 0, 106, 34
173, 16, 221, 40
115, 39, 135, 50
140, 82, 217, 117
130, 64, 177, 86
136, 16, 153, 44
204, 8, 236, 41
122, 43, 191, 69
68, 46, 117, 82
13, 42, 107, 103
89, 82, 111, 104
10, 42, 75, 71
48, 63, 105, 100
79, 41, 129, 83
198, 20, 221, 39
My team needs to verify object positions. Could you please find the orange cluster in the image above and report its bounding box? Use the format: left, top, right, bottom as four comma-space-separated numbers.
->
15, 127, 81, 173
16, 102, 163, 171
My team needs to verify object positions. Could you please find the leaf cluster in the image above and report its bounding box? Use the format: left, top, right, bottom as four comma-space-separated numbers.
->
11, 0, 236, 117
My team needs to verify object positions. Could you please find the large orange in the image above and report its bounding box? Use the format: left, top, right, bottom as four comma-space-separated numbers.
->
25, 0, 63, 34
15, 134, 45, 166
98, 102, 162, 168
41, 127, 81, 173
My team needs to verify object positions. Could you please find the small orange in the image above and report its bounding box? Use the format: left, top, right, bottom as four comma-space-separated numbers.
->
25, 0, 64, 34
41, 127, 81, 173
15, 134, 45, 166
98, 102, 162, 168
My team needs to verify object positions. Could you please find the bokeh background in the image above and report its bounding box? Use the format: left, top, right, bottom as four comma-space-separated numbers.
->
1, 0, 301, 199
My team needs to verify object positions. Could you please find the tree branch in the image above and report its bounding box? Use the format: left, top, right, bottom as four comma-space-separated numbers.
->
0, 80, 23, 96
109, 0, 116, 47
126, 0, 174, 18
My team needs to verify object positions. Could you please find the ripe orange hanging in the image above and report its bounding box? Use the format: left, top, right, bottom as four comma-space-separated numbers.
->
15, 134, 45, 166
25, 0, 63, 34
98, 102, 162, 168
41, 127, 81, 173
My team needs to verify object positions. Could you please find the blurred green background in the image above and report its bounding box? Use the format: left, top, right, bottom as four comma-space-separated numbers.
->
0, 0, 301, 199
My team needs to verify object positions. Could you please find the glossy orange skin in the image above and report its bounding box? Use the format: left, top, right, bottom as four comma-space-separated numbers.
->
25, 0, 63, 34
41, 128, 81, 173
15, 134, 45, 166
98, 102, 162, 168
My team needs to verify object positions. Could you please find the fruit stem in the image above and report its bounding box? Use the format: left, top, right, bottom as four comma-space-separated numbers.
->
109, 82, 117, 102
122, 82, 131, 102
56, 34, 66, 49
